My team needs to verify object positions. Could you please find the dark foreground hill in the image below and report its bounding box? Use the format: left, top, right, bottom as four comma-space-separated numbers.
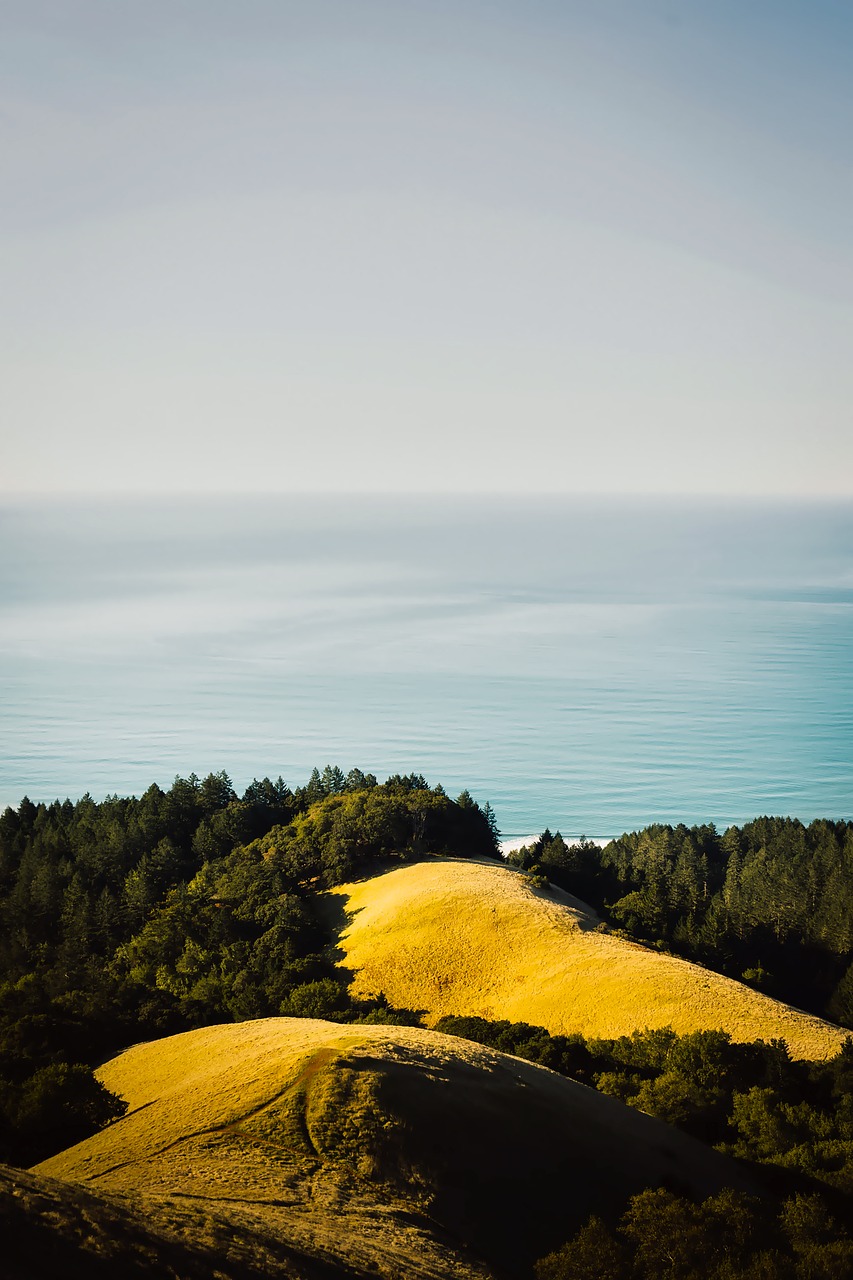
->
0, 1160, 363, 1280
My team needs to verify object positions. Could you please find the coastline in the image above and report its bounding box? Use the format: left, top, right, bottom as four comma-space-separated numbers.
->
499, 834, 612, 857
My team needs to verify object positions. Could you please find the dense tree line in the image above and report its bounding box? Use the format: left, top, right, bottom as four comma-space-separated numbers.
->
435, 1016, 853, 1193
0, 768, 499, 1164
435, 1014, 853, 1278
536, 1187, 853, 1280
508, 819, 853, 1026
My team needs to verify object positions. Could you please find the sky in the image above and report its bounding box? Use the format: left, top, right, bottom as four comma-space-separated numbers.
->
1, 0, 851, 495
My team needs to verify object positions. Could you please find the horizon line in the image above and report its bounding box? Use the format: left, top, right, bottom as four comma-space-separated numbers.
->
3, 489, 853, 504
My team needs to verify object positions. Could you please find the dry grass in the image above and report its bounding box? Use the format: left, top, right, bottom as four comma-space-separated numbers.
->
35, 1018, 756, 1276
36, 1021, 493, 1280
334, 859, 848, 1060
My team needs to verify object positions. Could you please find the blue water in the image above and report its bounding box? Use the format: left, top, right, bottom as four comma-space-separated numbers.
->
1, 496, 851, 838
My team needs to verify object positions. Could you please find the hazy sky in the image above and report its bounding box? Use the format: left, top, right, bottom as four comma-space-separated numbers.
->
2, 0, 851, 494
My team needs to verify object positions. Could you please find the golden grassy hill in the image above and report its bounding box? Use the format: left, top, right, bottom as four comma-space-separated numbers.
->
37, 1018, 755, 1278
332, 859, 848, 1060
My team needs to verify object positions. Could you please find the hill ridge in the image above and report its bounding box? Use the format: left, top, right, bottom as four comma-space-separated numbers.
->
36, 1018, 758, 1278
333, 859, 847, 1059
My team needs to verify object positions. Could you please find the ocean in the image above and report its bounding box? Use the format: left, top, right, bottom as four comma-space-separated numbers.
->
1, 495, 851, 840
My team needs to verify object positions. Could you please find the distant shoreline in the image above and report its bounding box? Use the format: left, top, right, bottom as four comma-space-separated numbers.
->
499, 834, 612, 856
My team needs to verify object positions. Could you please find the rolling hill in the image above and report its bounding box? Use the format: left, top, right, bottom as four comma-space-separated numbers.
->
332, 859, 848, 1059
35, 1017, 757, 1278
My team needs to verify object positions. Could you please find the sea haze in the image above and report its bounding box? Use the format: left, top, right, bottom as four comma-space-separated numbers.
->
1, 496, 851, 839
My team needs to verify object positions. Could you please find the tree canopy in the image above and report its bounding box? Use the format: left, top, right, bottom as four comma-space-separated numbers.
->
0, 767, 498, 1164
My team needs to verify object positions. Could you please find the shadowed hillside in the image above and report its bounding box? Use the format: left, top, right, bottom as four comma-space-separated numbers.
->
334, 860, 848, 1060
36, 1018, 757, 1278
0, 1161, 359, 1280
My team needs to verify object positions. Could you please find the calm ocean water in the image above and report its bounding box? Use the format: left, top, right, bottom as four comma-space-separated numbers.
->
1, 496, 851, 839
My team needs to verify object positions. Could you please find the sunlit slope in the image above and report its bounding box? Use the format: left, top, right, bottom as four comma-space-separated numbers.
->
37, 1018, 752, 1277
335, 860, 848, 1060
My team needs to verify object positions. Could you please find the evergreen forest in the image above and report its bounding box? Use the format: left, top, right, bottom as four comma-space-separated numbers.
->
0, 767, 498, 1165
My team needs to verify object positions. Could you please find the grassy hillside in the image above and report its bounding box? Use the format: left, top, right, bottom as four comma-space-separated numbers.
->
334, 860, 848, 1060
36, 1018, 754, 1278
